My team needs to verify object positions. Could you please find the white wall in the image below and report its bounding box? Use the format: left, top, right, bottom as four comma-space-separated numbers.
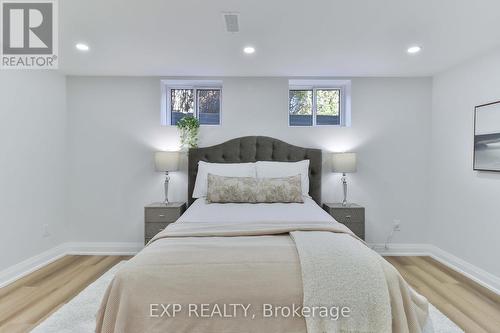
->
0, 71, 67, 271
66, 76, 432, 245
430, 47, 500, 277
3, 59, 499, 286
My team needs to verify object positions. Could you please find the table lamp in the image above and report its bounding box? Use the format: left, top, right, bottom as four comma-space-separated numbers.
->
332, 152, 357, 206
154, 151, 179, 204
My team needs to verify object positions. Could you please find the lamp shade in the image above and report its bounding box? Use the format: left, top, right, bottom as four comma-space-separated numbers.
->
332, 152, 357, 173
154, 151, 179, 172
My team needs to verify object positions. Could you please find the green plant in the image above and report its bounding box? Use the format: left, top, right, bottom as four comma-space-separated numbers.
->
176, 116, 200, 149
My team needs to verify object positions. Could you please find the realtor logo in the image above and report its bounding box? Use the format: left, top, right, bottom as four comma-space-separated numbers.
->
1, 0, 58, 69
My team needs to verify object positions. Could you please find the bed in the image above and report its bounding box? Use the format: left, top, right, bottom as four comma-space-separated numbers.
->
96, 136, 431, 333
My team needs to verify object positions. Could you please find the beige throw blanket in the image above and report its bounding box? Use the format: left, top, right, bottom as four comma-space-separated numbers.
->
96, 220, 429, 333
291, 231, 392, 333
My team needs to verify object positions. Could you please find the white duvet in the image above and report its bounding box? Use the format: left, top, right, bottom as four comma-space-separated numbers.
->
97, 197, 431, 333
179, 197, 340, 225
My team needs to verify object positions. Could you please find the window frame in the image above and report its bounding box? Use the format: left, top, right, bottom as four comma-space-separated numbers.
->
288, 82, 348, 127
161, 80, 222, 126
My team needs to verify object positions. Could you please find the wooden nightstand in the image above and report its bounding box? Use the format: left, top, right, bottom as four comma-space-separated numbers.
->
323, 203, 365, 240
144, 202, 186, 244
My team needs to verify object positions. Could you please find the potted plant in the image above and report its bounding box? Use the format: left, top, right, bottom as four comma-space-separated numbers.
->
177, 116, 200, 150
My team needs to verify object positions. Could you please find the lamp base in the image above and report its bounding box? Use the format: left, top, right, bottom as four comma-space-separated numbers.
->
341, 173, 348, 206
163, 171, 170, 204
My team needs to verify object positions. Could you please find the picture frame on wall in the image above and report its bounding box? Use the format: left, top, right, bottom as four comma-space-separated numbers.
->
474, 101, 500, 172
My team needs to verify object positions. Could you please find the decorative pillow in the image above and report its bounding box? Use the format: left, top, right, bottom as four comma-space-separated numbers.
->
256, 175, 304, 203
192, 161, 257, 198
206, 174, 303, 204
255, 160, 310, 197
206, 174, 257, 203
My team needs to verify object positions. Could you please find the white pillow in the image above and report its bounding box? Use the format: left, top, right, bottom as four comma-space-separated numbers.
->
255, 160, 310, 197
192, 161, 257, 198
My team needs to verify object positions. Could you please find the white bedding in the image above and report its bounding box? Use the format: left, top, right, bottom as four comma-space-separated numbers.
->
178, 197, 342, 226
97, 197, 430, 333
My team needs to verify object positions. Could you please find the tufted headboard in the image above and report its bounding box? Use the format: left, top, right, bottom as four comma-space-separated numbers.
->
188, 136, 322, 206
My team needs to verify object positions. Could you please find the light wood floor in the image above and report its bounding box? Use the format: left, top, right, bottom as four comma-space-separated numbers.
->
0, 256, 499, 333
0, 255, 130, 333
385, 256, 500, 333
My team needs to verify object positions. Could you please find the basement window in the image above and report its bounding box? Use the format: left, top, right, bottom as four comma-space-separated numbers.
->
288, 80, 351, 127
161, 80, 222, 126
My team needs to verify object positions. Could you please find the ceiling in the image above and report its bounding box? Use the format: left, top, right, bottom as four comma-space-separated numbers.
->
60, 0, 500, 77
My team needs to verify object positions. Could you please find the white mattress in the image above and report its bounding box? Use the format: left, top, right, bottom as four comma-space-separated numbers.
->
178, 197, 341, 225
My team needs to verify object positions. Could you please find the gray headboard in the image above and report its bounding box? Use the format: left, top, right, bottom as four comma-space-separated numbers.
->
188, 136, 322, 205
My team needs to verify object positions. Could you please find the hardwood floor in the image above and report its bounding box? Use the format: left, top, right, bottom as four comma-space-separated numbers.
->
0, 255, 130, 333
385, 256, 500, 333
0, 255, 499, 332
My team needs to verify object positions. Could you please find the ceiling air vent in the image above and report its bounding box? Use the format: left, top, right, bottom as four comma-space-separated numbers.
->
223, 12, 240, 33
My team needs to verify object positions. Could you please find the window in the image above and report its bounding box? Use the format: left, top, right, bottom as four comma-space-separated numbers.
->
197, 89, 221, 125
170, 89, 194, 124
288, 80, 350, 127
316, 89, 340, 125
162, 80, 222, 126
289, 90, 313, 126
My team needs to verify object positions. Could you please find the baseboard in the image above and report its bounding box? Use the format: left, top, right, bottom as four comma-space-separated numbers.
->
370, 242, 500, 295
0, 242, 143, 288
369, 243, 432, 256
2, 241, 499, 297
65, 242, 144, 255
0, 243, 68, 288
427, 244, 500, 295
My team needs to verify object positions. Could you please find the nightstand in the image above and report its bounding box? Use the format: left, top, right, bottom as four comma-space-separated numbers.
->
144, 202, 186, 244
323, 203, 365, 240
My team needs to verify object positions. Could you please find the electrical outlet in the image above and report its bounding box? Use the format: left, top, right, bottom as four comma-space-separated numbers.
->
393, 219, 401, 232
42, 224, 51, 237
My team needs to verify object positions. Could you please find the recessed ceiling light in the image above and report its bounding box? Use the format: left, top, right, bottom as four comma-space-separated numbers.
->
243, 46, 255, 54
407, 45, 421, 54
75, 43, 89, 51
